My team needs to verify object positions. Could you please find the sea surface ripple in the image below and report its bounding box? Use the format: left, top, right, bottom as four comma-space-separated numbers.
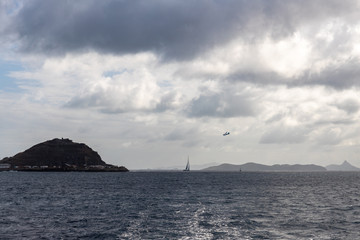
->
1, 171, 360, 239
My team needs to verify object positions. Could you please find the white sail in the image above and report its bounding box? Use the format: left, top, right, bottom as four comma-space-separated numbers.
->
184, 156, 190, 171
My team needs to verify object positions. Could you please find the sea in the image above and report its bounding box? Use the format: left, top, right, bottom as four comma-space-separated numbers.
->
0, 171, 359, 239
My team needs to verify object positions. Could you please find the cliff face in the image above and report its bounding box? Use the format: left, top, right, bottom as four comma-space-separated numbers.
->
0, 138, 129, 172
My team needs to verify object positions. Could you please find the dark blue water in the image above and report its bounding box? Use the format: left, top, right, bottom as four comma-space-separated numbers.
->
1, 172, 359, 239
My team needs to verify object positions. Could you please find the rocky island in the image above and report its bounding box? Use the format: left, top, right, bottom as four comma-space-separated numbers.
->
0, 138, 128, 172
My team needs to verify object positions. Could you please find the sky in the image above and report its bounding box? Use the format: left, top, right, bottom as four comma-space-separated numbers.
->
1, 0, 360, 169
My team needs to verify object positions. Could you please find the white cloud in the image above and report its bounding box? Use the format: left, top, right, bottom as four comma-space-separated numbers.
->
313, 127, 343, 146
259, 34, 311, 78
2, 1, 360, 169
2, 50, 360, 168
260, 125, 309, 144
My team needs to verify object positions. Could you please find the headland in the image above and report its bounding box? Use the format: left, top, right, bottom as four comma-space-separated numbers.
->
0, 138, 128, 172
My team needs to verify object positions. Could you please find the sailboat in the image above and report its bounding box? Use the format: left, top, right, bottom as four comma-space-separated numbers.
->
183, 156, 190, 171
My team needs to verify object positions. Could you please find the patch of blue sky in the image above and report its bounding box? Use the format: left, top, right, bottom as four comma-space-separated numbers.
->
0, 60, 24, 92
158, 80, 173, 88
103, 69, 132, 78
4, 0, 23, 15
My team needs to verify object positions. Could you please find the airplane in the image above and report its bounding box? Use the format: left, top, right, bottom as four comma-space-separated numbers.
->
223, 131, 230, 136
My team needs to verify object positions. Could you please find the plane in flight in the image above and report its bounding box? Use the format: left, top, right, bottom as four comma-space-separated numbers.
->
223, 131, 230, 136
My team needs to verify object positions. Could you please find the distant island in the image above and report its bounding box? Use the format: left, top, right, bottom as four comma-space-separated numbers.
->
0, 138, 128, 172
326, 160, 360, 171
202, 162, 327, 172
201, 161, 360, 172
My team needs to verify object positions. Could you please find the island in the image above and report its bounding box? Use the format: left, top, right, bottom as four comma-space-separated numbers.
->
0, 138, 129, 172
202, 162, 327, 172
326, 160, 360, 171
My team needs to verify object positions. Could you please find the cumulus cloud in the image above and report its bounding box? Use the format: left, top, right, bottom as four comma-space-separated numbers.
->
3, 0, 360, 91
65, 72, 162, 113
313, 127, 343, 146
294, 59, 360, 89
164, 127, 201, 142
3, 0, 358, 61
333, 98, 360, 114
2, 1, 360, 168
7, 0, 242, 59
259, 125, 310, 144
187, 91, 256, 118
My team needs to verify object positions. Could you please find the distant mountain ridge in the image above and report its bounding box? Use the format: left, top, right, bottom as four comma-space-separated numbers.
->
202, 162, 327, 172
326, 160, 360, 171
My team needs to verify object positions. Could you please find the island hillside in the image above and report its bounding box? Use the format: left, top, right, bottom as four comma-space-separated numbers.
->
0, 138, 128, 172
202, 162, 327, 172
326, 160, 360, 171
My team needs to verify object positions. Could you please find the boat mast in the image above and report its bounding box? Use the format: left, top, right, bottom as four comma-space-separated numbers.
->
184, 156, 190, 171
187, 156, 190, 171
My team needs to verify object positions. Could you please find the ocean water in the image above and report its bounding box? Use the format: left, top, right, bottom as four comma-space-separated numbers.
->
0, 171, 359, 239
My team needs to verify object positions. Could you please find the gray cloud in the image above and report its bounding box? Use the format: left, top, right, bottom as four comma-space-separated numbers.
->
314, 128, 343, 146
5, 0, 357, 60
228, 71, 286, 86
164, 128, 198, 141
228, 59, 360, 90
155, 93, 178, 113
9, 0, 242, 60
294, 59, 360, 90
65, 94, 138, 114
66, 86, 257, 118
314, 119, 356, 126
187, 92, 255, 118
65, 91, 107, 109
259, 126, 309, 144
64, 86, 178, 114
333, 98, 360, 114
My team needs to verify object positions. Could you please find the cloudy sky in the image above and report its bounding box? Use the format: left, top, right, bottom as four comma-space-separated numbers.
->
1, 0, 360, 169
